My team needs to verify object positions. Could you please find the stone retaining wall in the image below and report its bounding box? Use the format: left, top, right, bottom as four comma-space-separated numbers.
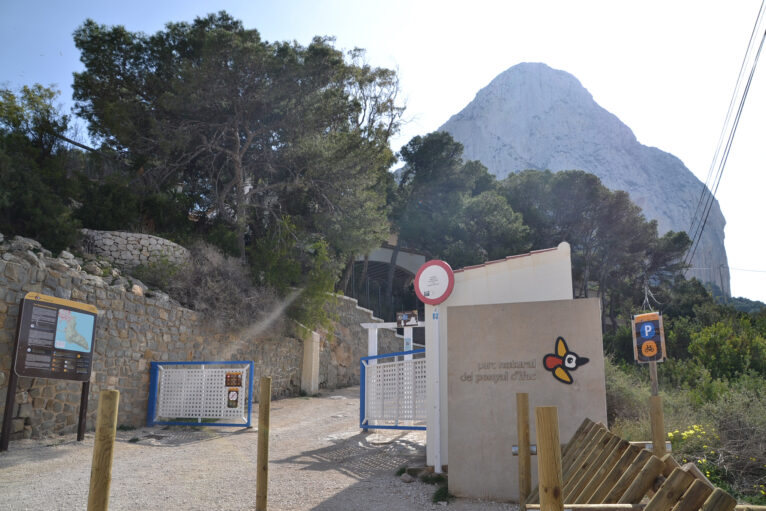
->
80, 229, 190, 270
0, 235, 401, 440
322, 296, 402, 389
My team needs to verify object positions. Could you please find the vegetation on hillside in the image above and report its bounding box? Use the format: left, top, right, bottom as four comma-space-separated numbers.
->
604, 278, 766, 504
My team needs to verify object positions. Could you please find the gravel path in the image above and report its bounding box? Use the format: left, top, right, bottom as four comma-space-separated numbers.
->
0, 386, 517, 511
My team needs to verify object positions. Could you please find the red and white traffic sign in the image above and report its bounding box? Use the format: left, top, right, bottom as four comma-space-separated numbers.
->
414, 260, 455, 305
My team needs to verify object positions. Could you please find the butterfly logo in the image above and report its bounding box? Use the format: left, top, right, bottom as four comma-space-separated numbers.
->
543, 337, 589, 384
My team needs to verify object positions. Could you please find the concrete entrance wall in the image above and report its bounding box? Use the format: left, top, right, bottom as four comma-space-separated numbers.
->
425, 242, 575, 468
447, 299, 607, 501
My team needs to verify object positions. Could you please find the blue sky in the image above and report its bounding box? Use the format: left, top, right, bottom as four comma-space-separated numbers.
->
2, 1, 766, 301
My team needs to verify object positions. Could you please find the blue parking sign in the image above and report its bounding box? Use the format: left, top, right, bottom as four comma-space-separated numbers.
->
632, 312, 666, 363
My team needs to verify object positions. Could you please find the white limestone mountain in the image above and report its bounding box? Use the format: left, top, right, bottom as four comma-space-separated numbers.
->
441, 62, 729, 294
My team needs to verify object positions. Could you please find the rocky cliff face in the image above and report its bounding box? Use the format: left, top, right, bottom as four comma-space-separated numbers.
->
441, 62, 728, 294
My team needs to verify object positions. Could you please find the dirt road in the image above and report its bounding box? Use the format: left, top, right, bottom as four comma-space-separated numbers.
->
0, 386, 516, 510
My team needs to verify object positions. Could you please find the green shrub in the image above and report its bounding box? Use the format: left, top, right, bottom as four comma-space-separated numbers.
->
131, 256, 183, 290
432, 485, 452, 503
608, 358, 766, 503
420, 472, 447, 485
603, 325, 635, 363
689, 317, 766, 379
604, 356, 650, 426
249, 217, 339, 330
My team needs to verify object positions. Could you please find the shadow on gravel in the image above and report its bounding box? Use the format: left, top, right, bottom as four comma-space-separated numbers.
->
0, 439, 81, 467
114, 424, 256, 447
273, 431, 425, 481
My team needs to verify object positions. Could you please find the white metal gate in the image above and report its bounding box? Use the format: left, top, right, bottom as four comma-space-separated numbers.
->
360, 349, 427, 430
147, 361, 254, 427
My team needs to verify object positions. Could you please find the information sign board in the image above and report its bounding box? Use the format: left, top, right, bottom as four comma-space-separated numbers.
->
14, 292, 98, 381
632, 312, 666, 363
396, 310, 419, 328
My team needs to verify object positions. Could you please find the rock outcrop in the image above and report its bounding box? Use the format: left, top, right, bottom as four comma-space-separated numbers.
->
441, 62, 728, 294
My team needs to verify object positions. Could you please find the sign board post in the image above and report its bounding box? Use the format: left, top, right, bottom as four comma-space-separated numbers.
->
1, 292, 98, 451
414, 260, 455, 475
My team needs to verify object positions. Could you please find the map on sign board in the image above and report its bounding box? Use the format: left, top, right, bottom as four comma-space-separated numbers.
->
54, 309, 94, 352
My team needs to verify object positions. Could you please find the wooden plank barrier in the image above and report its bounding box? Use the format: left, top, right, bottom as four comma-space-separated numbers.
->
523, 410, 758, 511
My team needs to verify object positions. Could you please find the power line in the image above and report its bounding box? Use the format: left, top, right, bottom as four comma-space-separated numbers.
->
684, 0, 766, 267
687, 1, 765, 238
689, 266, 766, 273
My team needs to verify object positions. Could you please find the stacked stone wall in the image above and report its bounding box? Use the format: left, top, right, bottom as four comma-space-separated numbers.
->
0, 234, 401, 440
80, 229, 190, 270
321, 296, 402, 389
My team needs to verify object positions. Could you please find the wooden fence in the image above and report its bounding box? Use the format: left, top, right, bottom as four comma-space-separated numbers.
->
523, 415, 764, 511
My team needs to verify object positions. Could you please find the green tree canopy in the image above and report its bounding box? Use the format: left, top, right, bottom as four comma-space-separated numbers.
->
500, 169, 690, 329
72, 12, 402, 270
0, 85, 80, 251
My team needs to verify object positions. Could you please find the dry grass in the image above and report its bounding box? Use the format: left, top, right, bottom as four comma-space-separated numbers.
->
165, 242, 280, 330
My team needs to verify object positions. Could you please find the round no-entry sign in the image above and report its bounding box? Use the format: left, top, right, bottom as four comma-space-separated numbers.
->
414, 260, 455, 305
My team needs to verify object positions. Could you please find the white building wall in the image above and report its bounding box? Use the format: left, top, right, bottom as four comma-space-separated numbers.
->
425, 242, 574, 467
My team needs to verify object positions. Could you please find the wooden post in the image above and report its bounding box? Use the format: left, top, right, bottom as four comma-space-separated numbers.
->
517, 393, 531, 505
87, 390, 120, 511
1, 306, 24, 452
536, 406, 564, 511
78, 381, 90, 442
256, 376, 272, 511
649, 361, 659, 396
649, 396, 666, 458
0, 365, 18, 452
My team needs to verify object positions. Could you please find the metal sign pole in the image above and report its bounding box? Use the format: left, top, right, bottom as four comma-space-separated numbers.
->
413, 260, 454, 476
1, 370, 18, 452
432, 305, 442, 474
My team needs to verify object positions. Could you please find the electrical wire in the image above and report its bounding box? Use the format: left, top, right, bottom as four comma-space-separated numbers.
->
687, 1, 765, 239
685, 1, 766, 268
687, 26, 766, 266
